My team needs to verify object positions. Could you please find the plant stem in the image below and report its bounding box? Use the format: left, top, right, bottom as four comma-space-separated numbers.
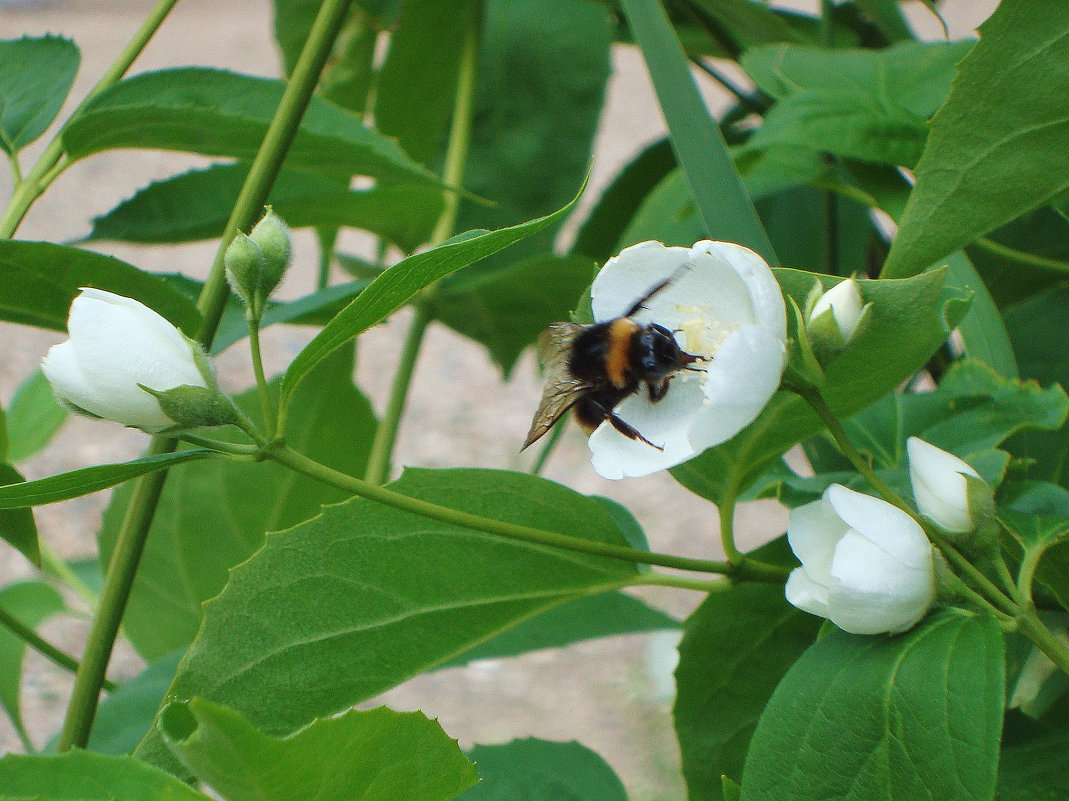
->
972, 236, 1069, 276
56, 0, 356, 752
178, 433, 260, 456
529, 417, 567, 476
718, 477, 743, 564
247, 318, 277, 437
361, 8, 480, 484
271, 442, 786, 578
0, 0, 181, 239
364, 304, 431, 484
1016, 607, 1069, 678
631, 572, 731, 593
0, 605, 118, 692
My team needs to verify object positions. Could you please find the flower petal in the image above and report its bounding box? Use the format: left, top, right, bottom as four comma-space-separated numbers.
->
824, 484, 931, 570
590, 241, 692, 321
692, 240, 787, 340
785, 567, 831, 619
786, 496, 849, 586
907, 436, 979, 533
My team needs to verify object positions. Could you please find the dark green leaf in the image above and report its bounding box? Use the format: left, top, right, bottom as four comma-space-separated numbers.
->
0, 749, 211, 800
136, 468, 638, 769
852, 0, 914, 42
441, 591, 678, 668
459, 739, 626, 801
432, 254, 595, 374
278, 184, 584, 410
63, 68, 440, 186
0, 35, 79, 154
161, 699, 477, 801
884, 2, 1069, 276
687, 0, 808, 49
672, 267, 969, 503
272, 0, 397, 78
100, 349, 376, 660
0, 240, 201, 335
739, 611, 1004, 801
5, 369, 68, 463
998, 725, 1069, 801
620, 0, 776, 261
0, 450, 213, 510
87, 164, 443, 253
674, 580, 820, 801
0, 582, 64, 743
0, 463, 37, 565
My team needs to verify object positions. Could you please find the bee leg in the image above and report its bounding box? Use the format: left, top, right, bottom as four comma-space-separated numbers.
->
587, 399, 664, 451
648, 378, 670, 402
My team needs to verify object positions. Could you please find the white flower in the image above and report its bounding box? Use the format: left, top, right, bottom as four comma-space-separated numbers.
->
907, 436, 982, 533
41, 289, 212, 432
808, 277, 864, 345
587, 240, 787, 479
785, 484, 937, 635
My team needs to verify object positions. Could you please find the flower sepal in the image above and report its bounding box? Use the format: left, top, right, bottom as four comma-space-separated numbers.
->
138, 384, 240, 430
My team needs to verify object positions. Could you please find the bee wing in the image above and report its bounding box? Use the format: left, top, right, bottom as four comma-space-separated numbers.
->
523, 323, 588, 450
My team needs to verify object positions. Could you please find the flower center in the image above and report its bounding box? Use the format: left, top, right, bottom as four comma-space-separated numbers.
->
675, 305, 732, 360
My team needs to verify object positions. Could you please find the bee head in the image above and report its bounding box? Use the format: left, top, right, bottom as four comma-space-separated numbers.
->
636, 323, 698, 378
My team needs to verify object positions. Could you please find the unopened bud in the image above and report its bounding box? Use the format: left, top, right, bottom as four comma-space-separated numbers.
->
807, 278, 868, 359
225, 232, 267, 315
249, 207, 292, 300
140, 384, 239, 430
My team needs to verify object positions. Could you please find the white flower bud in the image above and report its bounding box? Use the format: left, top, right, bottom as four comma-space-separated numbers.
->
785, 484, 937, 635
41, 289, 214, 432
807, 277, 865, 349
907, 437, 984, 533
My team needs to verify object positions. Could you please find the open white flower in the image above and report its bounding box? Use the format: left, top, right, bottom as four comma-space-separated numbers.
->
41, 289, 212, 432
907, 436, 983, 533
587, 240, 787, 479
785, 484, 937, 635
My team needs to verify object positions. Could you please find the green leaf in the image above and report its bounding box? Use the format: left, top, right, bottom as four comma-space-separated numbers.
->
0, 240, 201, 335
674, 579, 820, 801
440, 591, 678, 668
997, 724, 1069, 800
161, 699, 477, 801
5, 369, 68, 463
0, 35, 79, 154
0, 749, 211, 801
278, 184, 585, 410
272, 0, 397, 79
447, 0, 611, 275
100, 349, 376, 660
672, 267, 969, 503
0, 463, 38, 565
620, 0, 776, 262
432, 254, 595, 375
87, 164, 443, 253
0, 582, 64, 745
136, 468, 638, 770
884, 2, 1069, 277
0, 450, 213, 510
374, 0, 475, 165
459, 739, 626, 801
739, 611, 1004, 801
62, 68, 440, 186
687, 0, 808, 49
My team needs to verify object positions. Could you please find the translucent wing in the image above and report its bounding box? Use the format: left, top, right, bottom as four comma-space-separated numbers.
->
522, 323, 589, 450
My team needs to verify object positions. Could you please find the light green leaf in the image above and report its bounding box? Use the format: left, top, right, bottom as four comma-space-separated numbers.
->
674, 575, 820, 801
620, 0, 776, 261
278, 183, 584, 411
0, 450, 214, 510
87, 164, 443, 253
459, 739, 626, 801
0, 749, 210, 801
63, 68, 440, 186
5, 370, 68, 463
0, 463, 37, 565
884, 2, 1069, 277
100, 348, 376, 660
0, 582, 64, 745
0, 240, 201, 335
161, 699, 476, 801
739, 611, 1004, 801
0, 35, 79, 154
136, 467, 638, 770
432, 254, 595, 375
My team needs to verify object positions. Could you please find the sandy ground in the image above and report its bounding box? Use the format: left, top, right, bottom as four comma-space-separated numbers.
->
0, 1, 995, 797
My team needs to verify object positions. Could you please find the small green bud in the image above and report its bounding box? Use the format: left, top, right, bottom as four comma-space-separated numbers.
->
225, 232, 267, 314
139, 384, 239, 429
806, 278, 869, 363
249, 207, 292, 300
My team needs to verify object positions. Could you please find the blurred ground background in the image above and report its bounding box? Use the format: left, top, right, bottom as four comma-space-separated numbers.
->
0, 1, 995, 797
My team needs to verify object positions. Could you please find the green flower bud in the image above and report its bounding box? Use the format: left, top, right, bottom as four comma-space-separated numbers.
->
806, 278, 870, 363
249, 206, 292, 300
225, 232, 267, 315
139, 384, 239, 430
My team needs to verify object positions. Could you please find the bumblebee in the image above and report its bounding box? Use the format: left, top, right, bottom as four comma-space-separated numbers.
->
523, 275, 701, 451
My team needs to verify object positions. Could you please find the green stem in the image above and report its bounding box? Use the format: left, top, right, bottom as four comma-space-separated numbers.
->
364, 304, 431, 484
0, 0, 181, 239
178, 433, 260, 457
315, 227, 339, 291
7, 151, 23, 186
0, 605, 117, 693
972, 237, 1069, 276
56, 0, 356, 753
1017, 607, 1069, 678
270, 443, 787, 578
529, 416, 567, 476
718, 477, 743, 565
631, 572, 731, 593
360, 8, 480, 484
248, 318, 277, 437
